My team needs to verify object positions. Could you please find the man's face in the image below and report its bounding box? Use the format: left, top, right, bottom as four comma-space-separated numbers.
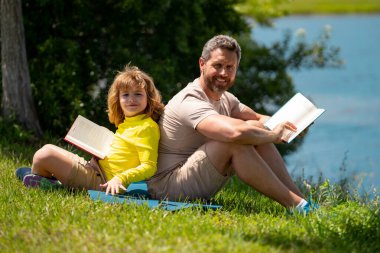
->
200, 48, 238, 97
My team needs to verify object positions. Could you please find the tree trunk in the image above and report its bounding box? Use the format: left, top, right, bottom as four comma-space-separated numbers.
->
1, 0, 42, 137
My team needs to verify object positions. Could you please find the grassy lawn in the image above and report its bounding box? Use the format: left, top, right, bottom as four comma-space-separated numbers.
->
237, 0, 380, 18
279, 0, 380, 14
1, 131, 379, 253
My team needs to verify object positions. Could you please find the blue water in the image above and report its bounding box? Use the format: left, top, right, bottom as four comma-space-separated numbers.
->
252, 15, 380, 192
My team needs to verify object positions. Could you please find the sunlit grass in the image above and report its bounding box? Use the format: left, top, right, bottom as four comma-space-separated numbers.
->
279, 0, 380, 14
1, 123, 379, 252
237, 0, 380, 18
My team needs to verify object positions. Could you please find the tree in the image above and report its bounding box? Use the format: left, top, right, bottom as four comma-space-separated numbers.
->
1, 0, 42, 137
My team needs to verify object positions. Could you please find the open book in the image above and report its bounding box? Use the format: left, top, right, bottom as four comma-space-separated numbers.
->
64, 115, 114, 159
264, 93, 325, 143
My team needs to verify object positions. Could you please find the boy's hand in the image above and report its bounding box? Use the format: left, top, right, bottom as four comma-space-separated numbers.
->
100, 176, 127, 195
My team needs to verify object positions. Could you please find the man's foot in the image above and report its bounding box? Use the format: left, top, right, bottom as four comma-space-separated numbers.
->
15, 167, 32, 181
23, 174, 61, 189
308, 197, 320, 209
288, 199, 320, 216
298, 199, 320, 215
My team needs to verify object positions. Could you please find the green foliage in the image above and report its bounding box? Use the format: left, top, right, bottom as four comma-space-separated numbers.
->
0, 116, 38, 144
21, 0, 341, 142
235, 0, 290, 26
22, 0, 248, 135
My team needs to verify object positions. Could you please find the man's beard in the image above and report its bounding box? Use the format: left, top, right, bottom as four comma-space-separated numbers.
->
204, 76, 234, 94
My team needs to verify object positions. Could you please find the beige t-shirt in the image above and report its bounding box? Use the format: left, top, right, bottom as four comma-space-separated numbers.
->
156, 78, 246, 175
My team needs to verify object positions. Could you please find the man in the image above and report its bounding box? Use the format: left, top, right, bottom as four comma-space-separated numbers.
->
148, 35, 313, 213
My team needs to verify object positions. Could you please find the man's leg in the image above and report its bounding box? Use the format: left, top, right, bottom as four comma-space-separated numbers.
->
204, 141, 303, 208
255, 143, 304, 198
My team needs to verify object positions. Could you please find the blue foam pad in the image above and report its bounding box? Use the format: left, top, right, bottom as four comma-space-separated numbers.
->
88, 190, 160, 208
88, 181, 221, 211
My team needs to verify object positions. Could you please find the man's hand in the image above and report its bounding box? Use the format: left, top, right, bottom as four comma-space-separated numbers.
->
100, 176, 127, 195
273, 121, 297, 143
297, 122, 314, 139
245, 120, 265, 129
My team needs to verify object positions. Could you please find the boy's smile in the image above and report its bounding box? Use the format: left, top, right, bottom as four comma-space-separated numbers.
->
119, 86, 148, 117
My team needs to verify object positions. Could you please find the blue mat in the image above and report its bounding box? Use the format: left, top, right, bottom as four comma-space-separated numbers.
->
88, 181, 221, 211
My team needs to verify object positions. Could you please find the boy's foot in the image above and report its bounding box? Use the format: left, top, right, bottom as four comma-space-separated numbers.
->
23, 174, 61, 189
15, 167, 32, 181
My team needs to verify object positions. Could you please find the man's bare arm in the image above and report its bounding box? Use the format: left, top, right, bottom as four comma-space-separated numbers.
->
233, 105, 270, 124
196, 114, 296, 145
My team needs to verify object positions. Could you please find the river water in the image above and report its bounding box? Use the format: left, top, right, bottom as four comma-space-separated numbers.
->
252, 15, 380, 192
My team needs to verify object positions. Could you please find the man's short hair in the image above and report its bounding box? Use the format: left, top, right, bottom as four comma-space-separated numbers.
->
201, 35, 241, 64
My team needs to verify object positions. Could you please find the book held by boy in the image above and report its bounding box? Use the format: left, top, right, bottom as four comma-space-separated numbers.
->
64, 115, 114, 159
264, 93, 325, 143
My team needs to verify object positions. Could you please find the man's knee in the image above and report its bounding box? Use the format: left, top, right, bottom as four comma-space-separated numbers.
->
207, 141, 254, 159
204, 141, 252, 172
205, 141, 247, 155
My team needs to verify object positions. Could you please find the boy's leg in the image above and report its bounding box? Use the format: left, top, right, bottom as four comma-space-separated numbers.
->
32, 144, 77, 185
31, 144, 103, 190
15, 167, 32, 181
23, 174, 61, 188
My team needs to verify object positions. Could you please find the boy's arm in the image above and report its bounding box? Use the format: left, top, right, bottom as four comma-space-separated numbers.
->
116, 124, 159, 186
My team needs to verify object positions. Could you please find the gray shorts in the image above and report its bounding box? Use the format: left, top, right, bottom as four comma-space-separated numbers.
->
66, 155, 106, 190
148, 146, 232, 201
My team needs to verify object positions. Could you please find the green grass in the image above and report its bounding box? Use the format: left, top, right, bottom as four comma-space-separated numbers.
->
280, 0, 380, 14
1, 125, 379, 252
236, 0, 380, 20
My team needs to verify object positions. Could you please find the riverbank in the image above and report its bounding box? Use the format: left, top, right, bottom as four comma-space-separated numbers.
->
280, 0, 380, 15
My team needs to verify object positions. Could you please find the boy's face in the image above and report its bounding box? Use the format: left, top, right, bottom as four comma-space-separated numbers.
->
119, 86, 148, 117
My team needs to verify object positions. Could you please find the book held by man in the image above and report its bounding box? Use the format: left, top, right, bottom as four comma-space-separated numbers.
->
64, 115, 114, 159
264, 93, 325, 143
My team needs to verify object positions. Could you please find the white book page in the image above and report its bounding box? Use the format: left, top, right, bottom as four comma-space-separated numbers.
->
64, 115, 114, 158
265, 93, 315, 129
64, 136, 106, 159
264, 93, 325, 143
286, 108, 325, 142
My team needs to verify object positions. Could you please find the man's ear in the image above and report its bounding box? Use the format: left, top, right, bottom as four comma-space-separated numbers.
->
199, 57, 205, 70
